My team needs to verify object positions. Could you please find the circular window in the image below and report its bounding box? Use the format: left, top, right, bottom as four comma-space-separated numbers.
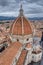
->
17, 39, 19, 41
27, 38, 29, 41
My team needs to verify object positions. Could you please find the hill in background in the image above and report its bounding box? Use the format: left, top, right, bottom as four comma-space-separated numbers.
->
0, 16, 43, 21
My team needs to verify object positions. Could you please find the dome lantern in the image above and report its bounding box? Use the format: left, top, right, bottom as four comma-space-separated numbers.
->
19, 4, 24, 16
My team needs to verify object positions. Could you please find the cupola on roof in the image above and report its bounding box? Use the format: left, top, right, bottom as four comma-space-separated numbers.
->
10, 4, 32, 35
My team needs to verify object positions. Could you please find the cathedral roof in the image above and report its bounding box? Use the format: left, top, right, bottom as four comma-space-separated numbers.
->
0, 42, 22, 65
10, 5, 32, 35
16, 49, 27, 65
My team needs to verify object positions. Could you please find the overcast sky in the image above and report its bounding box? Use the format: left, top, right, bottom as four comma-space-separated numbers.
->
0, 0, 43, 17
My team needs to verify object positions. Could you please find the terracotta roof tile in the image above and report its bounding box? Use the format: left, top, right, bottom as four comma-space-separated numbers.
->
0, 42, 22, 65
10, 16, 32, 35
16, 49, 27, 65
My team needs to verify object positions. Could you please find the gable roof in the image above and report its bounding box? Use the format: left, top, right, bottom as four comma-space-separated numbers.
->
0, 42, 22, 65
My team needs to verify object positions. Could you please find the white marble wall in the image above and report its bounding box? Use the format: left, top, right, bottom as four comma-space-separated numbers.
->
32, 52, 42, 62
24, 49, 32, 65
10, 34, 33, 65
10, 35, 33, 44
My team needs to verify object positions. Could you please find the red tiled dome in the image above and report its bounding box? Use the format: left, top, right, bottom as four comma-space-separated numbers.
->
10, 16, 32, 35
10, 5, 32, 35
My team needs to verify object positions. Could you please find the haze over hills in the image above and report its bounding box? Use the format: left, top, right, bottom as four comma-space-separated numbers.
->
0, 16, 43, 21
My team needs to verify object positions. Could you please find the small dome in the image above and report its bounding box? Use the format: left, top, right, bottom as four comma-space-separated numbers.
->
10, 5, 32, 35
26, 43, 32, 49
